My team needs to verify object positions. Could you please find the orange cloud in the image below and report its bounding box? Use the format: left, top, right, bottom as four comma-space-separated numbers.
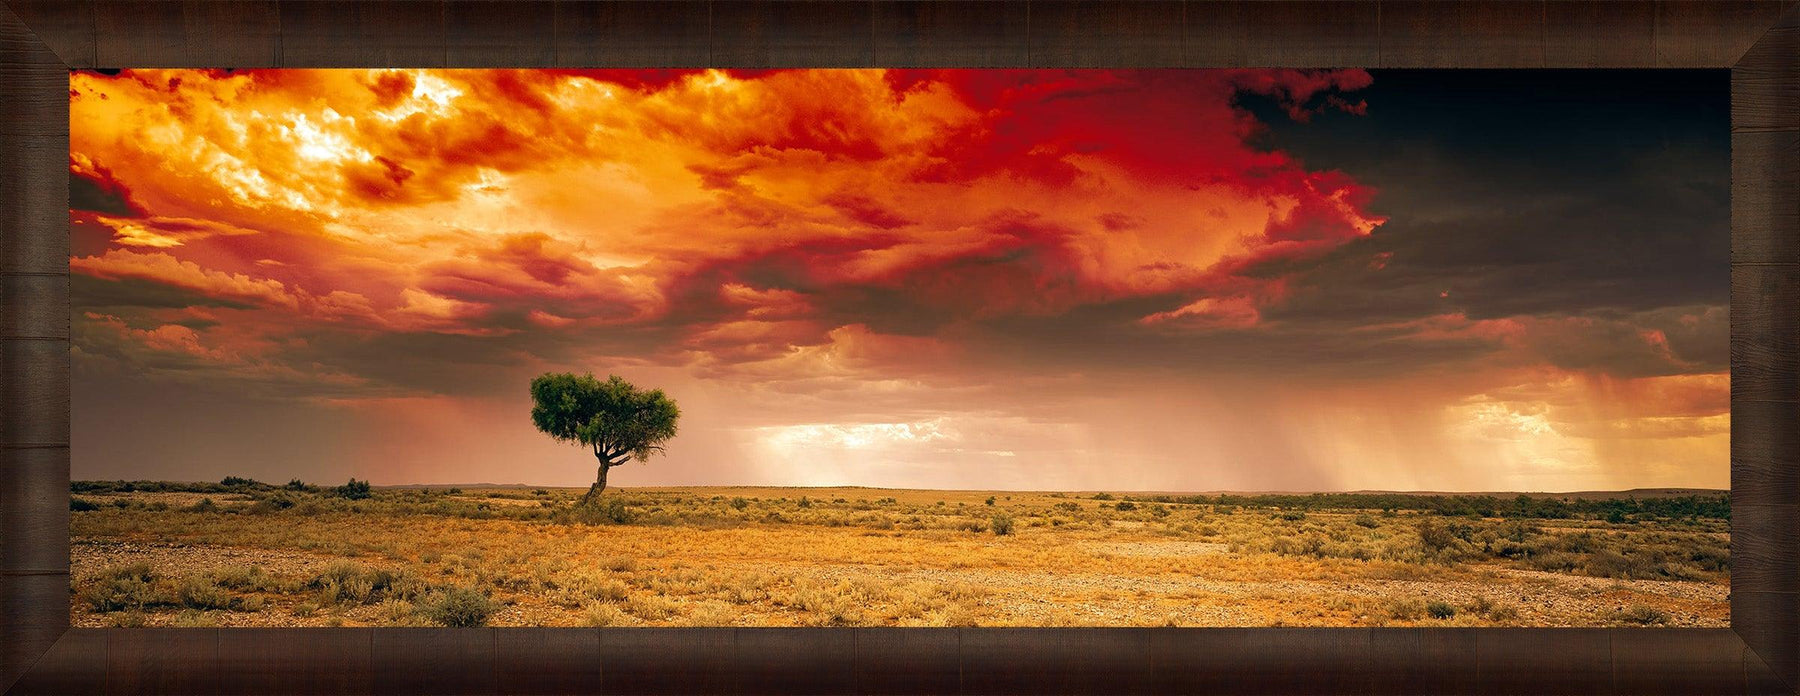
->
67, 69, 1724, 492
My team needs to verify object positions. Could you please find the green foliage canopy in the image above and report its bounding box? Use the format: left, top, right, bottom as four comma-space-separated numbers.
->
530, 372, 680, 466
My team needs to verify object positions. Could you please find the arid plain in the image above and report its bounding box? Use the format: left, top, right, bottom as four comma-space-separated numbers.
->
69, 482, 1728, 629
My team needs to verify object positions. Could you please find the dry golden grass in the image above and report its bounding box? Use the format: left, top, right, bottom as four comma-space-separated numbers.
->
68, 484, 1729, 628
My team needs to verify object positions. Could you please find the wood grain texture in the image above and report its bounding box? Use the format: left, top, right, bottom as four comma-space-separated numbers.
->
1732, 264, 1800, 403
1368, 629, 1480, 695
1545, 1, 1656, 66
105, 629, 222, 696
1734, 25, 1800, 131
0, 338, 70, 447
0, 623, 63, 696
0, 573, 65, 630
447, 0, 554, 67
1027, 1, 1184, 68
1611, 629, 1750, 696
278, 0, 447, 67
0, 446, 68, 574
598, 627, 735, 694
1735, 591, 1800, 690
0, 133, 69, 275
961, 628, 1155, 695
1751, 643, 1796, 696
1147, 628, 1371, 695
1733, 503, 1799, 597
2, 0, 93, 67
211, 628, 374, 696
710, 1, 873, 68
1472, 628, 1614, 696
0, 275, 67, 340
1377, 1, 1545, 68
0, 577, 65, 693
494, 628, 600, 696
7, 630, 105, 696
93, 1, 278, 68
552, 0, 710, 68
1732, 130, 1800, 264
869, 1, 1029, 68
851, 628, 961, 696
370, 628, 497, 695
1657, 0, 1789, 68
734, 628, 856, 695
1231, 0, 1379, 68
0, 7, 68, 138
1732, 399, 1800, 508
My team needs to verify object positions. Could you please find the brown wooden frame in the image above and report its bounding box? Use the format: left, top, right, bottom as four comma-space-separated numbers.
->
2, 1, 1796, 693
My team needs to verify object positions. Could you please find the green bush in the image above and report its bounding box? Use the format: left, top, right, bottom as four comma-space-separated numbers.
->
1353, 514, 1379, 528
419, 587, 496, 627
70, 497, 100, 512
1426, 601, 1457, 619
335, 478, 373, 500
991, 514, 1015, 536
730, 497, 749, 510
1114, 501, 1137, 512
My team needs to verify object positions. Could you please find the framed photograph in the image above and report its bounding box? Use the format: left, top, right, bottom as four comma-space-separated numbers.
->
3, 2, 1797, 694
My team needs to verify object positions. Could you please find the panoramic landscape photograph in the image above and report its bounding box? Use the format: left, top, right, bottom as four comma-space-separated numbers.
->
67, 68, 1729, 628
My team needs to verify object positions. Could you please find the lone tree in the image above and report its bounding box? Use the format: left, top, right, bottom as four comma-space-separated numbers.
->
530, 372, 680, 504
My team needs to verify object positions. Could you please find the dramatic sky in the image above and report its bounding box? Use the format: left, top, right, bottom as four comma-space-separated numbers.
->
68, 69, 1728, 492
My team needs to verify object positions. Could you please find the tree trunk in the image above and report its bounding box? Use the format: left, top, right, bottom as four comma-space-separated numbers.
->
579, 461, 611, 506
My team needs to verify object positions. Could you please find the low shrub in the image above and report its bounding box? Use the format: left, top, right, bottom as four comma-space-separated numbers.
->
581, 602, 630, 627
1426, 601, 1457, 620
1385, 598, 1426, 621
991, 514, 1015, 536
418, 587, 495, 627
177, 576, 238, 610
1610, 604, 1670, 625
78, 563, 163, 612
250, 493, 299, 514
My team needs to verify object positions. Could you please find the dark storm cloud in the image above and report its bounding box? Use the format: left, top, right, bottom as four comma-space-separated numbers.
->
1244, 70, 1727, 377
73, 274, 259, 311
69, 164, 145, 216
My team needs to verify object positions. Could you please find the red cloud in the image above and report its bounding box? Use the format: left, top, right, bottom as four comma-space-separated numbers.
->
70, 68, 1385, 379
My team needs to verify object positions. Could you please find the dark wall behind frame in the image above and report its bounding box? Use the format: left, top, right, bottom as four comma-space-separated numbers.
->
0, 1, 1795, 694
